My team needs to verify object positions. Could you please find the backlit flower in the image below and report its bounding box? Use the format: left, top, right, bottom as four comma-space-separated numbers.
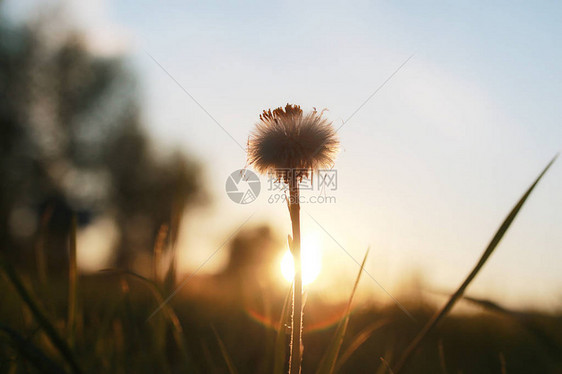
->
247, 104, 339, 181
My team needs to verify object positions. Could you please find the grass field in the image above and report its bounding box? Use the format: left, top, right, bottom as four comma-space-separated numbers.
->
2, 259, 562, 374
2, 157, 562, 373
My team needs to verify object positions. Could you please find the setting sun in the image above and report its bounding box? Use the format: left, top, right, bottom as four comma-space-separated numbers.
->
281, 235, 322, 285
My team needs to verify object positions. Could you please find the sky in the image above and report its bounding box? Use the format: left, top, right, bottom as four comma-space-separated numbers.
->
4, 0, 562, 311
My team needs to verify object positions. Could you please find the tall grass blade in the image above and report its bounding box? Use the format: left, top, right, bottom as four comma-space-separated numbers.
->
1, 258, 82, 374
34, 205, 53, 285
393, 155, 557, 373
211, 324, 239, 374
153, 223, 169, 283
375, 348, 394, 374
316, 248, 370, 374
101, 269, 196, 372
334, 318, 391, 372
499, 352, 507, 374
67, 215, 78, 348
379, 357, 395, 374
0, 325, 67, 374
438, 340, 448, 374
273, 283, 293, 374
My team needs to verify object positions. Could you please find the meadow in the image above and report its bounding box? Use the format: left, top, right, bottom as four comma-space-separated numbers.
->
2, 157, 562, 373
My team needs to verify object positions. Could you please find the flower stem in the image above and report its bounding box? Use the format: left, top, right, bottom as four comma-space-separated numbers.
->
288, 173, 303, 374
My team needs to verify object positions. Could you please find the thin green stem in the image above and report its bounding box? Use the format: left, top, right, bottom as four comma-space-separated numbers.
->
289, 173, 303, 374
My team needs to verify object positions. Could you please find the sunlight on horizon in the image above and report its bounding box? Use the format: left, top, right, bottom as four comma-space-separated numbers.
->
281, 234, 322, 285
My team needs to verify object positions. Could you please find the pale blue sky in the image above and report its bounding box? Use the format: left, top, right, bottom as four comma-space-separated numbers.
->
5, 0, 562, 310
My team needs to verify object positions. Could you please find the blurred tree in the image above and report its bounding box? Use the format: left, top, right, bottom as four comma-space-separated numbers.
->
0, 9, 202, 271
221, 225, 282, 283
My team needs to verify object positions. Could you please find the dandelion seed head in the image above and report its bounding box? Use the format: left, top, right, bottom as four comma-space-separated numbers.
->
247, 104, 339, 181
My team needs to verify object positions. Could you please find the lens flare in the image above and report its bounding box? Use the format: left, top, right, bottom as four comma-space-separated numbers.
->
281, 235, 322, 285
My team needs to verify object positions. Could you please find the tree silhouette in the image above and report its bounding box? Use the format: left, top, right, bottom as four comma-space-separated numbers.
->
0, 10, 202, 271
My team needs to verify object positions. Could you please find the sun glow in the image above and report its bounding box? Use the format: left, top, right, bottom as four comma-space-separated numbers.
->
281, 235, 322, 285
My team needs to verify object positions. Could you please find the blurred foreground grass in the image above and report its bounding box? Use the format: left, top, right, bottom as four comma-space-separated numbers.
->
2, 260, 562, 373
